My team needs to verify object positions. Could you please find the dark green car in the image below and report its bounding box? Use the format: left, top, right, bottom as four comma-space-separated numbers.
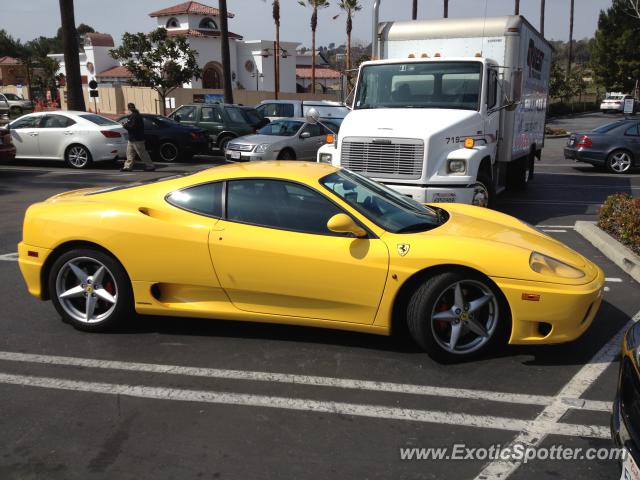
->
168, 103, 254, 151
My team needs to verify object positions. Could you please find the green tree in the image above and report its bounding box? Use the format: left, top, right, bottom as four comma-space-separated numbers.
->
110, 28, 201, 115
298, 0, 330, 93
591, 0, 640, 91
338, 0, 362, 81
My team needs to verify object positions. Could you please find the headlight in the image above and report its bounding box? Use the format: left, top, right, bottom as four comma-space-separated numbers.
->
529, 252, 585, 279
319, 153, 333, 164
447, 159, 467, 174
255, 144, 271, 154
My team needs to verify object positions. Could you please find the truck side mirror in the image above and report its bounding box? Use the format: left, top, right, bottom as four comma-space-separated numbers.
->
505, 101, 519, 112
305, 107, 320, 125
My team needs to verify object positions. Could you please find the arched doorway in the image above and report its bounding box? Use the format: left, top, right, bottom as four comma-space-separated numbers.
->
202, 62, 223, 89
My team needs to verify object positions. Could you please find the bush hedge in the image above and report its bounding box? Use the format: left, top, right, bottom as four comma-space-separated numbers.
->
598, 193, 640, 256
547, 101, 600, 117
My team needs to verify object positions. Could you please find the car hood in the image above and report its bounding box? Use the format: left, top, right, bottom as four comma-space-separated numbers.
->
383, 203, 599, 285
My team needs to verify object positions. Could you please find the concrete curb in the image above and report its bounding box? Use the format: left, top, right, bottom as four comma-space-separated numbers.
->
575, 221, 640, 284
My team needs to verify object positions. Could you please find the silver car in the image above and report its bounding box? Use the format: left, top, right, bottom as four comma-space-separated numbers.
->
225, 117, 339, 161
0, 93, 34, 116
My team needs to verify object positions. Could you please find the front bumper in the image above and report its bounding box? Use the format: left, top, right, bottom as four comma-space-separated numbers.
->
384, 184, 476, 204
601, 104, 624, 112
494, 264, 605, 344
17, 242, 51, 299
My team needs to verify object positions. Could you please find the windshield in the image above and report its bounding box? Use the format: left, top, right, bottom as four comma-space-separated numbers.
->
355, 61, 482, 111
257, 120, 304, 136
320, 170, 445, 233
4, 93, 21, 101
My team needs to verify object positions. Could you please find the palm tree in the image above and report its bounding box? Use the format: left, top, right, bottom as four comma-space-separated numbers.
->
338, 0, 362, 81
444, 0, 449, 18
218, 0, 234, 103
540, 0, 546, 36
515, 0, 520, 15
567, 0, 574, 76
298, 0, 330, 94
412, 0, 418, 20
273, 1, 281, 98
58, 0, 85, 111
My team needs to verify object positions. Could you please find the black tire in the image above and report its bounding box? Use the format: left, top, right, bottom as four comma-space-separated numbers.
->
158, 141, 180, 162
217, 135, 234, 152
471, 171, 494, 208
65, 144, 93, 169
48, 248, 133, 332
277, 148, 296, 160
507, 155, 531, 191
605, 149, 633, 174
406, 271, 510, 363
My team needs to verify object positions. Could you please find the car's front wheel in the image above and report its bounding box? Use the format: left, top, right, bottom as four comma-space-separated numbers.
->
606, 149, 633, 174
406, 271, 509, 362
49, 248, 133, 332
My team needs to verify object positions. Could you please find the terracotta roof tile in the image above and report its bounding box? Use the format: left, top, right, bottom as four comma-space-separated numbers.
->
83, 32, 115, 47
166, 28, 242, 40
0, 56, 21, 65
296, 67, 342, 79
96, 66, 133, 78
149, 1, 234, 18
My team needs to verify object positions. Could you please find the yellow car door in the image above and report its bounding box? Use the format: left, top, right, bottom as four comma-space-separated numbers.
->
209, 178, 389, 324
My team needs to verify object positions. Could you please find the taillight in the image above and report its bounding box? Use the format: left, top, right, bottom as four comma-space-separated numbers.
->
101, 130, 122, 138
190, 132, 198, 140
575, 135, 592, 148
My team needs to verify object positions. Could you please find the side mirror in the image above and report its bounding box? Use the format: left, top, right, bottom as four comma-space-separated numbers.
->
505, 101, 519, 112
174, 115, 181, 123
305, 107, 320, 125
327, 213, 367, 238
300, 131, 311, 139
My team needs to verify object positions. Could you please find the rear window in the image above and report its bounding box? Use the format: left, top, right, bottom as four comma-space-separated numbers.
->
225, 107, 246, 123
592, 122, 623, 134
166, 182, 223, 217
80, 114, 120, 126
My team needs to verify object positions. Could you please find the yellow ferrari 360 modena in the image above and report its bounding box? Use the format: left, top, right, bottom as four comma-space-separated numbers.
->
18, 162, 604, 361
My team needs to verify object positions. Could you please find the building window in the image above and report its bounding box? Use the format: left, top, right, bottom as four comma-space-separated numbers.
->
166, 17, 180, 28
199, 17, 218, 30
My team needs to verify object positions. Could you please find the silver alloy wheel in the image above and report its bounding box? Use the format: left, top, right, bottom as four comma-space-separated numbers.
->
609, 151, 632, 173
430, 280, 499, 355
67, 146, 89, 168
159, 142, 179, 162
472, 183, 490, 207
55, 257, 118, 324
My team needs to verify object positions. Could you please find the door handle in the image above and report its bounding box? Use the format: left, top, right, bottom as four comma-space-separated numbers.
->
63, 131, 73, 135
29, 132, 39, 136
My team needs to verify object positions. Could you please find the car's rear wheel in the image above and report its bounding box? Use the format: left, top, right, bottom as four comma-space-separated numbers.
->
49, 248, 133, 332
278, 148, 296, 160
158, 141, 180, 162
65, 144, 92, 169
606, 149, 633, 174
406, 271, 509, 362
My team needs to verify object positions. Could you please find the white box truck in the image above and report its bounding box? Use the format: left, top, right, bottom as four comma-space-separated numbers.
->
315, 4, 551, 207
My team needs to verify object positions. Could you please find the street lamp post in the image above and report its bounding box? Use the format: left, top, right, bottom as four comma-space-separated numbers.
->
251, 71, 264, 91
261, 46, 289, 98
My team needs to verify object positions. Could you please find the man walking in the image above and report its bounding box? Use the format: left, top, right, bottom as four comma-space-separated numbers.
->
121, 103, 155, 172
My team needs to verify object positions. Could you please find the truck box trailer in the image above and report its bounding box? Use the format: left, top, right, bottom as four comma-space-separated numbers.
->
316, 7, 552, 207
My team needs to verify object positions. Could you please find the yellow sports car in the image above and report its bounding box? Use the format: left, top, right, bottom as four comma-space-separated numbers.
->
18, 162, 604, 361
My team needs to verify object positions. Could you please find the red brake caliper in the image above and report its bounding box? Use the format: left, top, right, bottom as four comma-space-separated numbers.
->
435, 303, 449, 332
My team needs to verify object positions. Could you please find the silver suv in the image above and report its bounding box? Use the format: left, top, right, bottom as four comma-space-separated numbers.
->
0, 93, 34, 116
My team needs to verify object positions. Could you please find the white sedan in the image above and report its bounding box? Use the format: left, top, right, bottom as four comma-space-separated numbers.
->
8, 111, 128, 169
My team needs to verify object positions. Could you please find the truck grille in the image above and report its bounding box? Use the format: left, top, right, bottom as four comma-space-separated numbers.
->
341, 137, 424, 179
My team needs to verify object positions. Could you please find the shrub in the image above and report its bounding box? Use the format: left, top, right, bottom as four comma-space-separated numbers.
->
598, 193, 640, 256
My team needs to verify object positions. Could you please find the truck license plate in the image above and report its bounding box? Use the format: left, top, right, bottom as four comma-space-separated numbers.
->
432, 193, 457, 203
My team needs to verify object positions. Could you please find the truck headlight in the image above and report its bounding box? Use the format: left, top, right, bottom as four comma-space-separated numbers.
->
255, 144, 271, 154
319, 153, 333, 164
529, 252, 585, 279
447, 159, 467, 174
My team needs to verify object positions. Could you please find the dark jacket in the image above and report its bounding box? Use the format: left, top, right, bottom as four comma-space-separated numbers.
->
124, 109, 145, 142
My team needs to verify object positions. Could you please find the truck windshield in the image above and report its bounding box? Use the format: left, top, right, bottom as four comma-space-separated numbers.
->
354, 61, 482, 111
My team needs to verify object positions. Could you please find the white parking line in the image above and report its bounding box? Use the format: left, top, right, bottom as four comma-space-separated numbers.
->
541, 229, 567, 233
475, 309, 640, 479
0, 253, 18, 262
605, 278, 623, 283
0, 372, 610, 439
535, 225, 576, 229
0, 350, 611, 411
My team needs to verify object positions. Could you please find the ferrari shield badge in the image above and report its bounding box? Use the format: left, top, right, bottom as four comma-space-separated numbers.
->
397, 243, 410, 257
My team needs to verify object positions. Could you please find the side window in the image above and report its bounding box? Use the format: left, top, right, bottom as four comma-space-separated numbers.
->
0, 94, 6, 102
10, 116, 40, 129
260, 103, 279, 117
201, 107, 223, 123
624, 124, 640, 136
225, 107, 246, 123
143, 118, 157, 129
487, 69, 498, 110
226, 179, 345, 235
302, 124, 323, 137
173, 106, 197, 121
41, 115, 75, 128
166, 182, 224, 217
278, 103, 295, 117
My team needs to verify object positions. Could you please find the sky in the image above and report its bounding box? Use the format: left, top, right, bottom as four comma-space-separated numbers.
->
2, 0, 613, 48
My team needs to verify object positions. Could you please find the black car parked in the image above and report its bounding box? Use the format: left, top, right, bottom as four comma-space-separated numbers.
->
611, 321, 640, 478
564, 119, 640, 174
117, 114, 208, 162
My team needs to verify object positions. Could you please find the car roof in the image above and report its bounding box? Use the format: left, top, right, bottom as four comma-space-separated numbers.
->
184, 161, 338, 184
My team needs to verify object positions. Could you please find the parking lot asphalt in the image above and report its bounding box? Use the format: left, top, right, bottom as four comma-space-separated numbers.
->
0, 112, 638, 479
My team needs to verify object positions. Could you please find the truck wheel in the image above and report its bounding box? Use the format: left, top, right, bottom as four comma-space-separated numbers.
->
406, 270, 510, 363
507, 156, 530, 190
472, 172, 494, 208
